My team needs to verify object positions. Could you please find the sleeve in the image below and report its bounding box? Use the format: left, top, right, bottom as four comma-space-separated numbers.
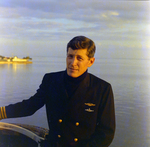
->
87, 84, 116, 147
0, 107, 7, 120
0, 74, 49, 120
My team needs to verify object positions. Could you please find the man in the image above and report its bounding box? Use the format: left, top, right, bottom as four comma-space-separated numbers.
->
0, 36, 115, 147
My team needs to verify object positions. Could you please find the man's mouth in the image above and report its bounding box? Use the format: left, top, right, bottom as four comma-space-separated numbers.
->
69, 68, 78, 71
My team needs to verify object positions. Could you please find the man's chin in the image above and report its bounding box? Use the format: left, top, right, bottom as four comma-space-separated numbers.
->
69, 74, 78, 78
67, 71, 79, 78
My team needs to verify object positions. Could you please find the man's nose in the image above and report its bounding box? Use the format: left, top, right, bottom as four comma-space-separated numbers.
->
71, 57, 77, 65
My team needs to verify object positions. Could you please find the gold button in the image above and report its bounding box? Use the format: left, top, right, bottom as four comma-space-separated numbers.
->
59, 119, 62, 123
74, 138, 78, 142
76, 122, 79, 126
58, 135, 61, 138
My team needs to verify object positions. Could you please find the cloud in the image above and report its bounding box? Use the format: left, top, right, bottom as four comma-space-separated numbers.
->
0, 1, 149, 20
101, 11, 119, 18
0, 0, 149, 58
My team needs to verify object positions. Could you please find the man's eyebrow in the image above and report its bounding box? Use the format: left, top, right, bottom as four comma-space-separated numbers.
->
67, 53, 84, 58
67, 53, 73, 55
77, 55, 83, 58
77, 54, 85, 57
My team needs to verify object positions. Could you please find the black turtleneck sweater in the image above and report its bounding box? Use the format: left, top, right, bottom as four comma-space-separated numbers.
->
64, 70, 87, 99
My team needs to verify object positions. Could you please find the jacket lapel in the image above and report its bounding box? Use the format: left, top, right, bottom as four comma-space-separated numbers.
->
57, 72, 90, 118
68, 73, 90, 105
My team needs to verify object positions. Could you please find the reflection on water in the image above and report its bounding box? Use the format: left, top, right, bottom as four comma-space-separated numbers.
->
10, 64, 20, 73
0, 57, 150, 147
0, 63, 33, 72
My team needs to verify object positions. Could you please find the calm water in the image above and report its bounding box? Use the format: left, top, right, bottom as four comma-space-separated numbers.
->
0, 56, 150, 147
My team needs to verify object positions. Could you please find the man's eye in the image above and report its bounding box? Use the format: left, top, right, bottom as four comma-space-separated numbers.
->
77, 57, 83, 60
68, 55, 73, 58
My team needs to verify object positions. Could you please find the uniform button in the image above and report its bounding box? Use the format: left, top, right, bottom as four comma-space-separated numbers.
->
75, 122, 79, 126
58, 135, 61, 138
74, 138, 78, 142
59, 119, 62, 123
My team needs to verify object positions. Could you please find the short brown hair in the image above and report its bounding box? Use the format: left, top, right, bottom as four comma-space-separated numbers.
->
67, 36, 96, 58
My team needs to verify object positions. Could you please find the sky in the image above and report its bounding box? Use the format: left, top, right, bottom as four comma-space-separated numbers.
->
0, 0, 149, 59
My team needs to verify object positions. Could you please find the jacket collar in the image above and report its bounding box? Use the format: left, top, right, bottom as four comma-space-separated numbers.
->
59, 70, 90, 100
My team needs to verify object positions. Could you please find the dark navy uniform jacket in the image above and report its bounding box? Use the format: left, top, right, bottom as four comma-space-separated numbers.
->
4, 70, 115, 147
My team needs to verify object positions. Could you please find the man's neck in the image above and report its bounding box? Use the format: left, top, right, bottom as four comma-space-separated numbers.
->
64, 70, 88, 98
65, 70, 87, 83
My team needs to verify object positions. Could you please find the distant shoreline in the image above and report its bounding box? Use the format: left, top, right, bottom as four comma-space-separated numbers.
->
0, 55, 32, 64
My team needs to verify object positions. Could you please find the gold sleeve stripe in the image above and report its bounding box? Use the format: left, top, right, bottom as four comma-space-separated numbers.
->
0, 107, 3, 118
0, 109, 2, 120
0, 107, 7, 119
3, 107, 7, 118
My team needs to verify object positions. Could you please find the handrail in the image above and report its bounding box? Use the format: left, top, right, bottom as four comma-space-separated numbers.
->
0, 122, 45, 146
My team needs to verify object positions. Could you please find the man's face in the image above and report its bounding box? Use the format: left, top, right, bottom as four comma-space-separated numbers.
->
66, 47, 95, 78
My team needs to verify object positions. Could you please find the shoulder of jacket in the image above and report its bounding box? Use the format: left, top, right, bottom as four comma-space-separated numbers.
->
44, 70, 65, 77
40, 71, 65, 87
42, 71, 65, 84
88, 73, 111, 87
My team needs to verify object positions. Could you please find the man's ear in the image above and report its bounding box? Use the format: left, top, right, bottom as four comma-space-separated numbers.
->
88, 57, 95, 67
